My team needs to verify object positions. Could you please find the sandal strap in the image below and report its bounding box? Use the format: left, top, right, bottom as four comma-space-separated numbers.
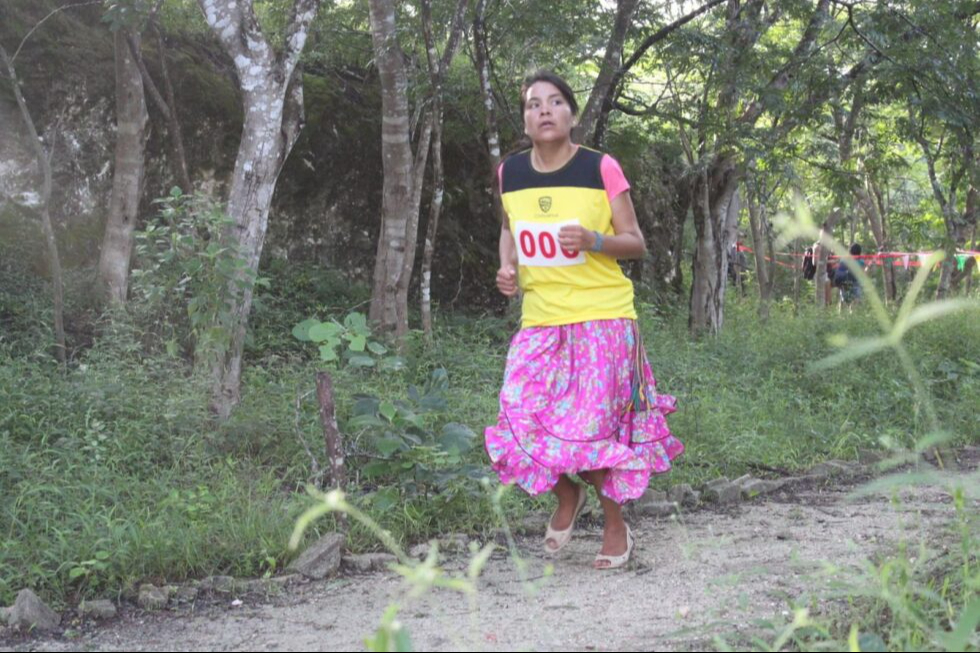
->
543, 485, 588, 553
594, 526, 634, 569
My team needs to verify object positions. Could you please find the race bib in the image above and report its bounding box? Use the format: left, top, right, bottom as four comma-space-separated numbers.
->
514, 220, 586, 267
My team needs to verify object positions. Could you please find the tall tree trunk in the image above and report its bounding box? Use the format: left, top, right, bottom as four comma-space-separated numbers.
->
419, 107, 443, 339
368, 0, 418, 340
911, 112, 978, 301
419, 0, 469, 340
577, 0, 640, 146
198, 0, 320, 419
473, 0, 501, 176
638, 168, 687, 299
815, 209, 843, 308
938, 187, 978, 298
725, 186, 744, 297
100, 29, 149, 305
856, 183, 896, 302
1, 44, 66, 365
689, 156, 738, 336
746, 191, 771, 318
127, 24, 193, 193
961, 224, 977, 295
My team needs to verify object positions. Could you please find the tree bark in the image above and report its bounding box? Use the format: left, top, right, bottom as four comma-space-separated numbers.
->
815, 209, 843, 308
855, 181, 896, 301
746, 190, 772, 318
689, 156, 738, 336
99, 29, 149, 305
473, 0, 501, 175
576, 0, 640, 146
1, 44, 66, 365
636, 165, 687, 299
419, 0, 470, 340
316, 372, 345, 491
368, 0, 418, 340
126, 24, 193, 193
197, 0, 320, 418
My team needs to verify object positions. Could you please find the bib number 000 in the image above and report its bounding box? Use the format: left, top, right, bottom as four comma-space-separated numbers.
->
513, 221, 586, 267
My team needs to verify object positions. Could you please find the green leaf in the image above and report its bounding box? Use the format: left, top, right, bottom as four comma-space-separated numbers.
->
344, 312, 368, 331
381, 357, 407, 372
319, 345, 339, 362
940, 598, 980, 652
348, 354, 376, 368
857, 632, 887, 652
349, 335, 367, 352
363, 461, 391, 479
367, 341, 388, 355
371, 487, 400, 512
419, 394, 448, 412
398, 411, 425, 431
375, 436, 405, 456
430, 368, 449, 390
309, 322, 343, 343
352, 397, 380, 417
379, 401, 397, 421
292, 318, 320, 342
439, 422, 476, 454
348, 414, 385, 429
401, 431, 423, 445
810, 336, 891, 371
69, 567, 88, 580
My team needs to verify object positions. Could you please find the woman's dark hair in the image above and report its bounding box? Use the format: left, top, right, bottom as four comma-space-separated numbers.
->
519, 70, 579, 116
850, 243, 863, 256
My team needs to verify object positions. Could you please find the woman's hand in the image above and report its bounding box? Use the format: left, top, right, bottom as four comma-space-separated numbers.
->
558, 225, 596, 253
496, 266, 519, 297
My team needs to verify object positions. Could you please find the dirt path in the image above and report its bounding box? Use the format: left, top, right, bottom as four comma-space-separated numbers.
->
5, 462, 977, 652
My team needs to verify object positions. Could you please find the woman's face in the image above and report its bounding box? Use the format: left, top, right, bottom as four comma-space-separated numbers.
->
523, 81, 575, 144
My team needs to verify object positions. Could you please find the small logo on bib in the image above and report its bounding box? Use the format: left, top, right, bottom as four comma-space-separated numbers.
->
538, 196, 552, 213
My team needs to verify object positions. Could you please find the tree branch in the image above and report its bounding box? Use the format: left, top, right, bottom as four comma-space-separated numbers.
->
578, 0, 641, 143
282, 0, 322, 75
738, 0, 832, 126
12, 1, 102, 64
440, 0, 470, 73
621, 0, 728, 74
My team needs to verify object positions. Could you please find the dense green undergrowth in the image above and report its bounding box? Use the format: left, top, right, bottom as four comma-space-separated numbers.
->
1, 261, 977, 639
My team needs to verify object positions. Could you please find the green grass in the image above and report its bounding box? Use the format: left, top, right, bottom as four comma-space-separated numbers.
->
1, 262, 977, 619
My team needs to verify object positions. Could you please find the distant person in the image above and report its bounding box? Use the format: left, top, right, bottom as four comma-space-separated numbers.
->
813, 225, 834, 306
834, 243, 866, 312
728, 240, 748, 296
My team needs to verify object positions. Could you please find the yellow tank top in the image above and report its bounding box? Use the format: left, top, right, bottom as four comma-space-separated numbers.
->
500, 147, 636, 328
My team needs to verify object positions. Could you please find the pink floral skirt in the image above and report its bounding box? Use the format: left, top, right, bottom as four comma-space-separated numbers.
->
484, 318, 683, 504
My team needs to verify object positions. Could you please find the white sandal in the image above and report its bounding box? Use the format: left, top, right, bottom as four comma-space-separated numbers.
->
593, 525, 634, 570
543, 484, 588, 554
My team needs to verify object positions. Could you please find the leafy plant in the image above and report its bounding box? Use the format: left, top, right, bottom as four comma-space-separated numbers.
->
344, 368, 481, 505
292, 312, 400, 369
131, 188, 261, 361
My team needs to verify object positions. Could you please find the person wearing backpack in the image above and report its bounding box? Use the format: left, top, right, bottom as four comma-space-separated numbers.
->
835, 243, 866, 312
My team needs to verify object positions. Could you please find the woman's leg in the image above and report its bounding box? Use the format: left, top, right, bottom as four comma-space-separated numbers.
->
580, 469, 629, 567
545, 474, 582, 551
